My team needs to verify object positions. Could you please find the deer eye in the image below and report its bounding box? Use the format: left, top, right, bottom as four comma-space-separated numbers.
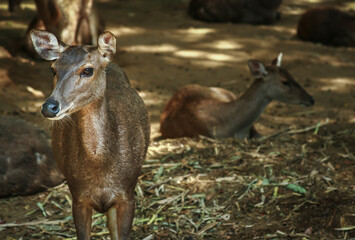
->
81, 67, 94, 77
282, 81, 291, 87
50, 67, 56, 76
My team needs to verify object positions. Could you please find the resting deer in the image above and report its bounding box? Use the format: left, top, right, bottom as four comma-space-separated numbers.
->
160, 53, 314, 139
30, 30, 150, 240
297, 7, 355, 47
0, 116, 64, 198
188, 0, 282, 24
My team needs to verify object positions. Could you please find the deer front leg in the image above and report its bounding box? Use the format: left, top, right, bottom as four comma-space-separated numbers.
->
107, 199, 135, 240
72, 200, 93, 240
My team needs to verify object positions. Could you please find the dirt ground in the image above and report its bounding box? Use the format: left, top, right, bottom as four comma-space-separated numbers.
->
0, 0, 355, 239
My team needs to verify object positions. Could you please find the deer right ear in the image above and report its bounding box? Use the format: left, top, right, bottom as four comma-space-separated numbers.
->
271, 52, 283, 67
98, 31, 116, 62
30, 30, 66, 60
248, 60, 268, 78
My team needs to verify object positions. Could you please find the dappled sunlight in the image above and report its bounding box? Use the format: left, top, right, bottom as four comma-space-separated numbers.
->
317, 56, 355, 67
260, 25, 296, 35
125, 43, 178, 53
124, 40, 247, 68
282, 6, 309, 16
26, 86, 44, 98
173, 28, 216, 42
110, 26, 146, 37
23, 101, 42, 112
177, 28, 216, 35
163, 56, 229, 68
319, 78, 355, 92
174, 50, 235, 62
0, 21, 27, 30
200, 40, 243, 50
0, 2, 35, 11
138, 91, 167, 107
298, 0, 329, 3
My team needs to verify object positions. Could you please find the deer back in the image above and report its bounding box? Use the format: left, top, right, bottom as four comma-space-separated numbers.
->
297, 7, 355, 47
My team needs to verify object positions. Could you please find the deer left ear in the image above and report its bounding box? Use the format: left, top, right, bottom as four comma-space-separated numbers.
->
98, 31, 116, 62
248, 60, 268, 78
30, 30, 67, 60
271, 52, 283, 67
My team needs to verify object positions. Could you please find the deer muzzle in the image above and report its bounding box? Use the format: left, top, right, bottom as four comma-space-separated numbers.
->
42, 98, 60, 118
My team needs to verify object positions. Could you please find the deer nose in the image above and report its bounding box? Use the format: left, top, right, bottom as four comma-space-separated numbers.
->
42, 98, 60, 118
309, 96, 315, 106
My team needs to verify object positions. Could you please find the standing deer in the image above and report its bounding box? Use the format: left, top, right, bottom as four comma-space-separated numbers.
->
30, 30, 150, 239
25, 0, 104, 56
160, 53, 314, 139
188, 0, 282, 24
297, 7, 355, 47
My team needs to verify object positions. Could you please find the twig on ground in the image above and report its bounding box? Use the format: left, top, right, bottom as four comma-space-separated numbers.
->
254, 230, 311, 239
258, 118, 330, 142
0, 219, 69, 228
257, 127, 292, 142
287, 118, 329, 135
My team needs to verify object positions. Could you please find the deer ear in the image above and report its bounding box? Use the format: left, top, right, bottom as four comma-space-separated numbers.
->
248, 60, 267, 78
30, 30, 66, 60
98, 31, 116, 61
271, 52, 283, 67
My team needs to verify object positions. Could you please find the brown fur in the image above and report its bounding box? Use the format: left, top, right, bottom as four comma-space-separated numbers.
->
0, 116, 64, 198
31, 30, 150, 239
160, 56, 314, 139
297, 7, 355, 47
188, 0, 282, 24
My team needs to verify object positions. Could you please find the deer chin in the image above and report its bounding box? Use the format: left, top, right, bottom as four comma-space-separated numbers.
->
48, 102, 74, 121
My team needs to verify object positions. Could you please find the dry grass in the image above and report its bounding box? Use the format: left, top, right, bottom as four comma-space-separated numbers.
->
1, 120, 354, 239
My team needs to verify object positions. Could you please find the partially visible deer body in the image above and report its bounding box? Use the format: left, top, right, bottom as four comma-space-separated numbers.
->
188, 0, 282, 24
26, 0, 104, 56
160, 54, 314, 139
7, 0, 22, 12
297, 7, 355, 47
30, 30, 150, 239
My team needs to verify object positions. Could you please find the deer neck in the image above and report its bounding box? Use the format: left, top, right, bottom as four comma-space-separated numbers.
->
74, 97, 108, 157
221, 79, 271, 134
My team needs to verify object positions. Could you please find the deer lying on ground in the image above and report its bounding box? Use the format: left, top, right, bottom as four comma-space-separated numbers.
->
160, 53, 314, 139
297, 7, 355, 47
0, 116, 64, 198
188, 0, 282, 24
30, 30, 150, 240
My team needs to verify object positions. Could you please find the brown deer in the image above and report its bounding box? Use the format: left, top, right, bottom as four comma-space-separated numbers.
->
297, 7, 355, 47
30, 30, 150, 239
0, 116, 64, 198
188, 0, 282, 24
160, 53, 314, 139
